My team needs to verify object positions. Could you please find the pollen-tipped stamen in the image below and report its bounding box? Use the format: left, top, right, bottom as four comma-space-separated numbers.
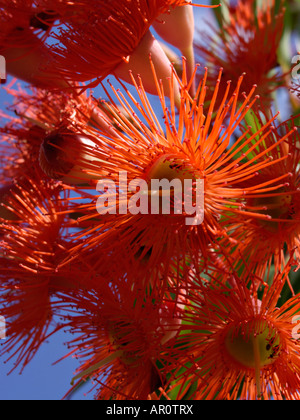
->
70, 350, 122, 386
251, 191, 294, 221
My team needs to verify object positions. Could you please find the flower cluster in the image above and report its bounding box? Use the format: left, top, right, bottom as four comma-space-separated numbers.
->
0, 0, 300, 400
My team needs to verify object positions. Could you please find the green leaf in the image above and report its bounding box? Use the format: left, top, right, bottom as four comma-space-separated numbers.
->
210, 0, 229, 28
230, 108, 265, 163
168, 364, 194, 400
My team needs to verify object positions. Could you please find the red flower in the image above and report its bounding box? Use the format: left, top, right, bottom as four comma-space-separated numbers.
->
0, 84, 118, 187
166, 258, 300, 400
61, 276, 186, 400
0, 173, 78, 372
0, 0, 68, 87
194, 0, 287, 108
223, 116, 300, 283
56, 64, 294, 282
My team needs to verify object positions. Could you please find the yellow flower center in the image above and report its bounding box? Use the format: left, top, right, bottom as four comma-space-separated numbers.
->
145, 154, 199, 216
225, 322, 281, 368
146, 154, 195, 183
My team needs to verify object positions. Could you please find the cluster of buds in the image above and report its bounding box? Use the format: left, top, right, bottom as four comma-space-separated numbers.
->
0, 0, 300, 401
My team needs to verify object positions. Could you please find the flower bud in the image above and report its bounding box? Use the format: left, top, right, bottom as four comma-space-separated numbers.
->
114, 30, 181, 108
153, 4, 195, 95
39, 128, 103, 185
